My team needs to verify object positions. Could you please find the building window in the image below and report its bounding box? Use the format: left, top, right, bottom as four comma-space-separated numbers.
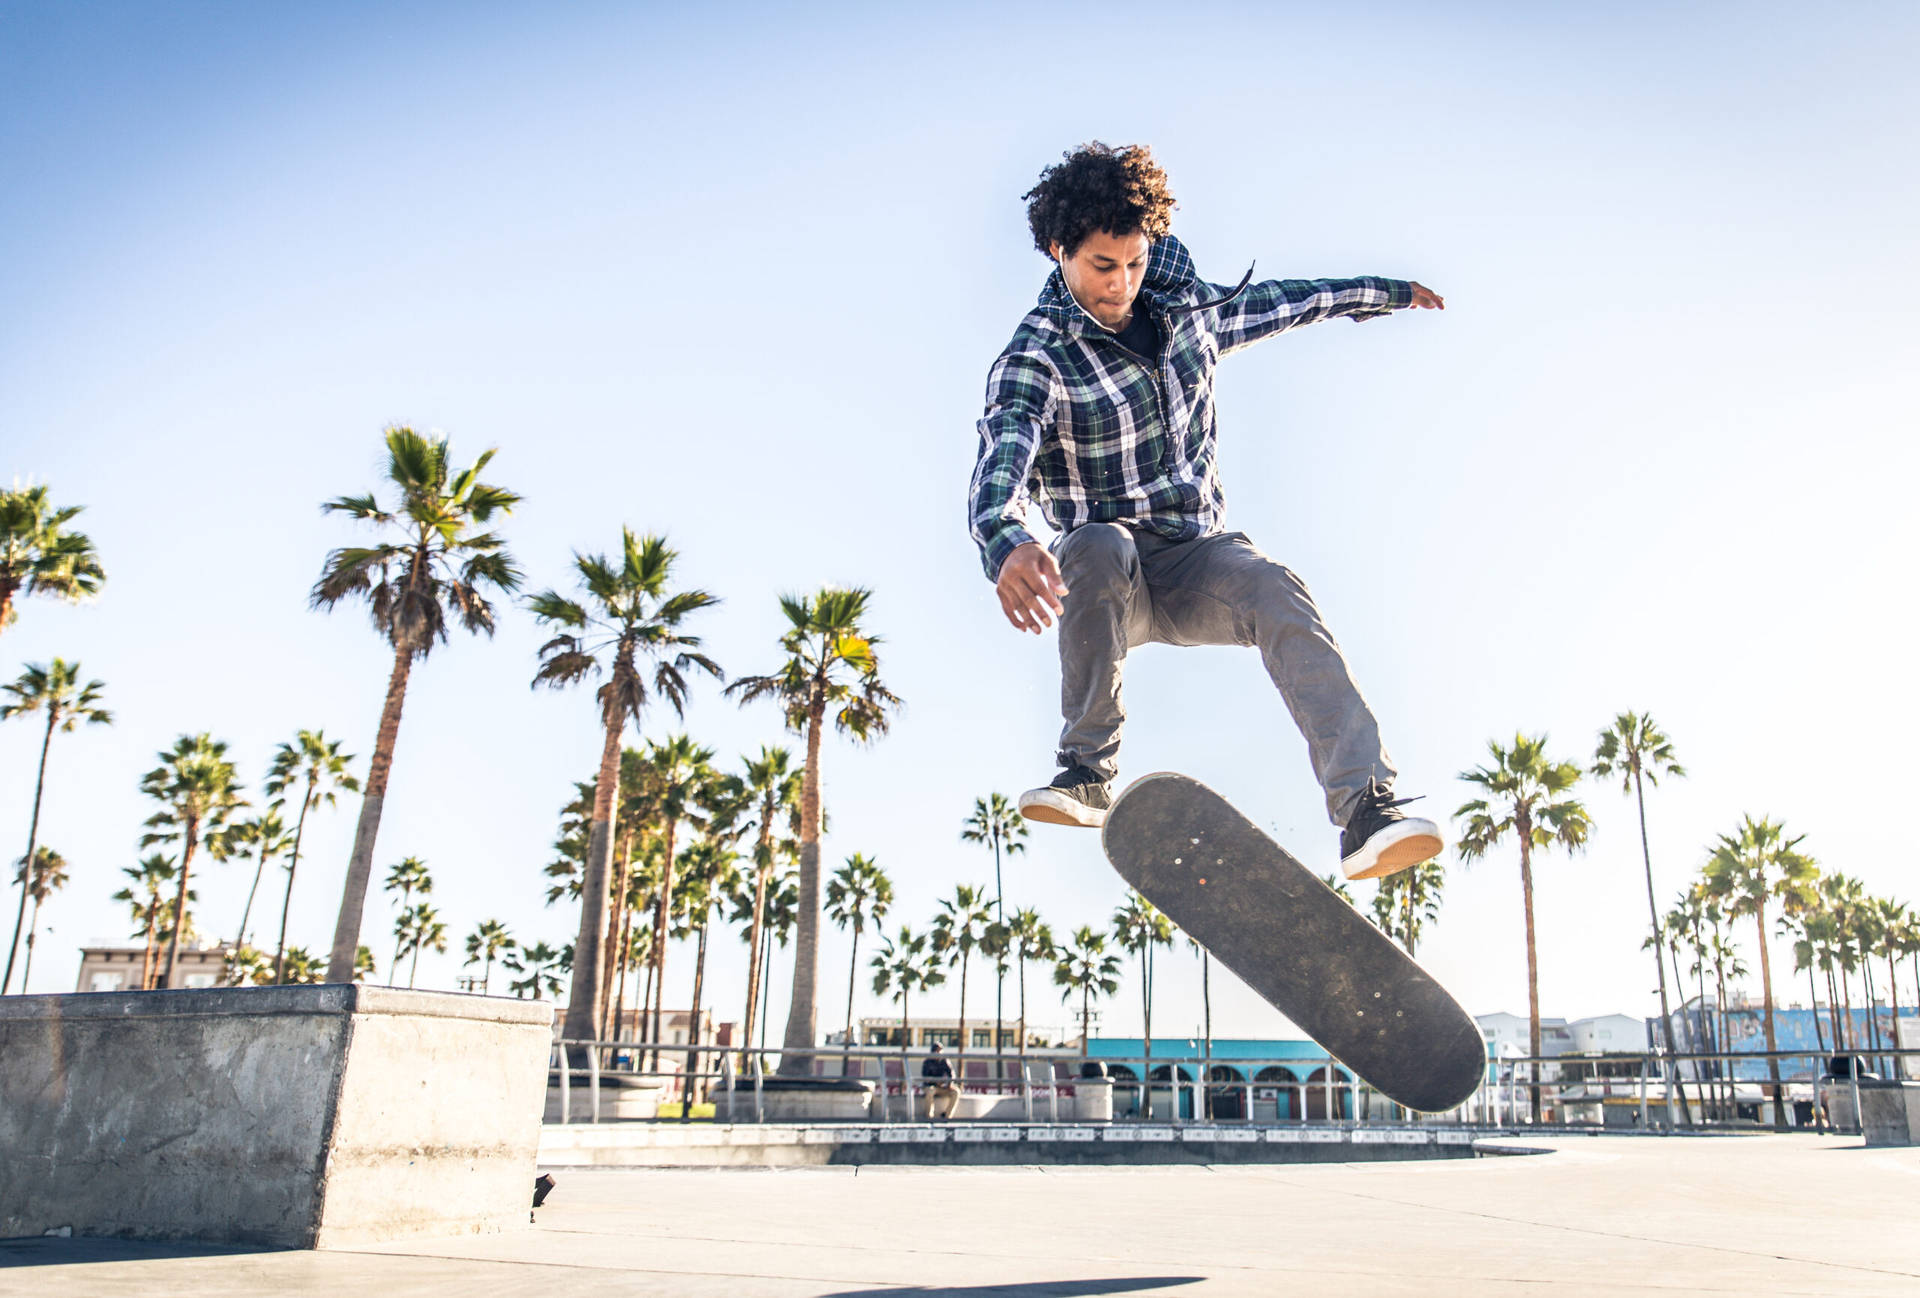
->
184, 974, 217, 989
89, 973, 126, 992
971, 1029, 993, 1048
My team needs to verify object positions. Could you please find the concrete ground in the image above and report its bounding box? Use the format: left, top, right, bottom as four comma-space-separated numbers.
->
4, 1135, 1917, 1296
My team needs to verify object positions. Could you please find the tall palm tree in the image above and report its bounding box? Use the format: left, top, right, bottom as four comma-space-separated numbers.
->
826, 853, 893, 1063
727, 587, 902, 1072
507, 940, 566, 999
0, 482, 105, 635
1053, 925, 1122, 1057
601, 749, 663, 1038
113, 853, 178, 990
140, 733, 246, 988
530, 526, 722, 1046
311, 425, 521, 982
1008, 908, 1054, 1060
871, 925, 945, 1051
15, 846, 69, 992
732, 859, 800, 1059
396, 902, 448, 989
932, 883, 995, 1057
2, 659, 110, 993
382, 857, 433, 986
735, 745, 802, 1056
1112, 890, 1175, 1105
464, 919, 517, 994
962, 794, 1028, 1048
215, 807, 294, 984
262, 730, 360, 986
1591, 711, 1690, 1122
1455, 733, 1591, 1122
1876, 899, 1916, 1051
636, 736, 718, 1064
1787, 897, 1838, 1055
1702, 813, 1817, 1128
675, 823, 744, 1089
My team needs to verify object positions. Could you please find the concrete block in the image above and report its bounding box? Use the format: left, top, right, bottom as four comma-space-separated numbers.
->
1859, 1081, 1919, 1147
0, 985, 552, 1248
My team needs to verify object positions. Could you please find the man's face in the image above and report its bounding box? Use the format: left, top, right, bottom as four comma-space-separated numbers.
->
1052, 228, 1151, 330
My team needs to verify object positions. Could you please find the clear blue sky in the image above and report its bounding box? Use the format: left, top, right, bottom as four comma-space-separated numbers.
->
4, 2, 1916, 1041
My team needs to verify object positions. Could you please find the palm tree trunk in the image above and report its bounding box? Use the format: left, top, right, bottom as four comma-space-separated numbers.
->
1142, 945, 1154, 1119
1017, 952, 1028, 1062
956, 953, 970, 1061
388, 883, 412, 988
1, 709, 55, 994
1841, 968, 1855, 1053
326, 644, 413, 982
1807, 963, 1827, 1054
611, 873, 636, 1039
1712, 954, 1729, 1120
229, 847, 267, 983
777, 698, 826, 1075
647, 820, 679, 1073
759, 924, 774, 1054
1518, 832, 1542, 1123
741, 810, 774, 1064
160, 820, 201, 987
272, 794, 316, 986
1885, 953, 1902, 1080
139, 905, 158, 990
565, 715, 624, 1052
1202, 952, 1213, 1119
600, 836, 631, 1041
842, 922, 861, 1075
1753, 905, 1787, 1129
21, 893, 42, 992
992, 835, 1005, 1057
1632, 770, 1691, 1124
1080, 984, 1090, 1057
684, 917, 710, 1116
408, 934, 422, 988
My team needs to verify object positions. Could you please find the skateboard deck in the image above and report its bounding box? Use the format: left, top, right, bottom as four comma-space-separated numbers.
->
1101, 772, 1485, 1113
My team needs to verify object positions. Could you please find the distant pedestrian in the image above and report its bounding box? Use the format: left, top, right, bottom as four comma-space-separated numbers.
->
922, 1041, 960, 1120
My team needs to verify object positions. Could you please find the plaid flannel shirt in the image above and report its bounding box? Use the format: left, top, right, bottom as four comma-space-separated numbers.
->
968, 235, 1414, 581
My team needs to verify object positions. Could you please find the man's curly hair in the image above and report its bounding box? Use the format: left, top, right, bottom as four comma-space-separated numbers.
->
1023, 141, 1177, 258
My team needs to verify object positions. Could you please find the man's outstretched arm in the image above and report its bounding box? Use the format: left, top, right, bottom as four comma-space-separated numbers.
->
970, 350, 1069, 634
1210, 276, 1444, 354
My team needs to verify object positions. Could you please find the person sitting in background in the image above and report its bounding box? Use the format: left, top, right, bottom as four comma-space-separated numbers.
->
922, 1042, 960, 1120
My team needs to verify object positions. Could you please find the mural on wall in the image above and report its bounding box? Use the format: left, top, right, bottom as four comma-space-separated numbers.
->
1661, 1004, 1917, 1081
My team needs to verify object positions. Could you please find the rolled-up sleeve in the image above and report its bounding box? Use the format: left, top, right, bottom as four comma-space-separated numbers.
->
1212, 276, 1414, 354
968, 349, 1055, 581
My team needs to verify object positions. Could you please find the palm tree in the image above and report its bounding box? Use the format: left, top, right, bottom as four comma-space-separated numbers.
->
464, 919, 517, 994
871, 925, 945, 1052
113, 854, 178, 990
507, 940, 566, 999
311, 426, 521, 982
1112, 890, 1175, 1110
2, 659, 110, 993
1702, 814, 1817, 1128
1053, 925, 1122, 1056
727, 587, 902, 1072
636, 736, 718, 1064
1008, 909, 1054, 1060
395, 902, 448, 989
1455, 733, 1592, 1122
262, 730, 360, 986
214, 807, 294, 985
1370, 859, 1446, 957
1787, 897, 1838, 1055
227, 944, 273, 986
0, 482, 105, 635
140, 734, 247, 988
354, 945, 378, 982
530, 526, 722, 1046
15, 846, 69, 992
280, 946, 325, 985
732, 860, 800, 1059
962, 794, 1028, 1048
1591, 711, 1690, 1122
675, 826, 744, 1094
735, 745, 802, 1057
382, 857, 433, 986
826, 854, 893, 1064
932, 883, 995, 1057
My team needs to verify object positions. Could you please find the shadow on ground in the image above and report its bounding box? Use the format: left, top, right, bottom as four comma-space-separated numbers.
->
0, 1236, 277, 1268
815, 1280, 1205, 1297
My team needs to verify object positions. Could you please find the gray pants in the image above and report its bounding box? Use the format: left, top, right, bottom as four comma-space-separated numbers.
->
1054, 523, 1394, 826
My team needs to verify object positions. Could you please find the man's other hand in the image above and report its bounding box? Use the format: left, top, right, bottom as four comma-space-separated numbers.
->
996, 542, 1069, 634
1408, 282, 1445, 309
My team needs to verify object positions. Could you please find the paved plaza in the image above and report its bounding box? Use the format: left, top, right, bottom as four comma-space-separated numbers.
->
3, 1134, 1916, 1296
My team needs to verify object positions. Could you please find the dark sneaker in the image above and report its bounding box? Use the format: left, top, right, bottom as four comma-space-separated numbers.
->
1018, 764, 1113, 828
1339, 780, 1444, 880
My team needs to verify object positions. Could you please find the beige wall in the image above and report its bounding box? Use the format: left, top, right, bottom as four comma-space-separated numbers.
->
74, 945, 232, 993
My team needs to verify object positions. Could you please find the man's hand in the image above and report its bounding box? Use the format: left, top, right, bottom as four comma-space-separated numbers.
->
1408, 282, 1445, 309
996, 542, 1069, 634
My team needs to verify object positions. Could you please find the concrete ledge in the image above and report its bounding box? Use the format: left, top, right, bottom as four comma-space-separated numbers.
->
538, 1120, 1492, 1167
0, 985, 552, 1248
1860, 1080, 1920, 1146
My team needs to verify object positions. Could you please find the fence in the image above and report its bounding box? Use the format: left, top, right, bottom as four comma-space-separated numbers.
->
545, 1038, 1919, 1133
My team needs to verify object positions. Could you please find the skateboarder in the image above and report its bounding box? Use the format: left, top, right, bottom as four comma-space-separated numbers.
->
968, 142, 1445, 881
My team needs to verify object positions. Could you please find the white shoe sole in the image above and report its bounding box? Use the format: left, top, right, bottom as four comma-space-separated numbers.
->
1340, 817, 1445, 881
1018, 787, 1108, 828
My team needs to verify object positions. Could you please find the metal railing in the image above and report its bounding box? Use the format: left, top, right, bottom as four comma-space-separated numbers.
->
543, 1038, 1917, 1131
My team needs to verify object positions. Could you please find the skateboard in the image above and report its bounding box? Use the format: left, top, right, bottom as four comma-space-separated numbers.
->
1101, 772, 1485, 1113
